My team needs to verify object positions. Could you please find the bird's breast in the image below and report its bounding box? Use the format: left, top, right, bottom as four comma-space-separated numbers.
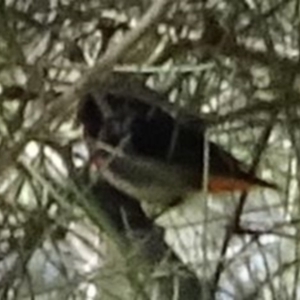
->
98, 154, 197, 207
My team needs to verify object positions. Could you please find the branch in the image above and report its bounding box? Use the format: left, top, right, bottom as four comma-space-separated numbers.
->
0, 0, 172, 178
211, 111, 278, 296
80, 179, 204, 299
50, 0, 172, 122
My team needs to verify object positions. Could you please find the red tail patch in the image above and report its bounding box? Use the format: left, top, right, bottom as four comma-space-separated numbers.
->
208, 176, 254, 193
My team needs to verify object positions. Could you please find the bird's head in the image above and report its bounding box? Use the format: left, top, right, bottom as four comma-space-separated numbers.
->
77, 90, 150, 154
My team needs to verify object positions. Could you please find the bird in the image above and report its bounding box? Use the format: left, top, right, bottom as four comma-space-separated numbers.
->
77, 75, 277, 210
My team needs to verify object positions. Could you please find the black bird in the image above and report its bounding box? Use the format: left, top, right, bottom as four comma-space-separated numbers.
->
78, 75, 277, 209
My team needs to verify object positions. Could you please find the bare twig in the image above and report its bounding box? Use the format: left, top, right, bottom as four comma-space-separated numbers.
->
0, 0, 172, 179
211, 111, 278, 296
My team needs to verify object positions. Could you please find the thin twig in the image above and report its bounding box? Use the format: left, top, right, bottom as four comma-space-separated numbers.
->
0, 0, 172, 179
211, 111, 278, 296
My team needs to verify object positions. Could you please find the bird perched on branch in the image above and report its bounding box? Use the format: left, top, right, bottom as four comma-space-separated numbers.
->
77, 74, 277, 210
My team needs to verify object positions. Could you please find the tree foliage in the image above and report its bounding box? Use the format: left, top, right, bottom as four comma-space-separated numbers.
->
0, 0, 299, 299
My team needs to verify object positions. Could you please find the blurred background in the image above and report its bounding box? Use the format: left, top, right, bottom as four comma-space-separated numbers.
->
0, 0, 299, 299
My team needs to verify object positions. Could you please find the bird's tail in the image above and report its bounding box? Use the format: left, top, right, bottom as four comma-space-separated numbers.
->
207, 174, 278, 194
